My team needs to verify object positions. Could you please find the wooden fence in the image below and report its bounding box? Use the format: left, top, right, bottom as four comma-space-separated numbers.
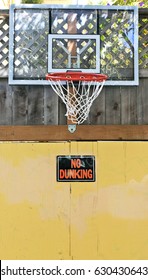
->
0, 8, 148, 140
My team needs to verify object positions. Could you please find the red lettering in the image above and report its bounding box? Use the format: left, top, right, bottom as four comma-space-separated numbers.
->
82, 169, 88, 178
88, 169, 93, 179
74, 169, 81, 178
59, 168, 93, 180
69, 169, 76, 179
60, 169, 65, 179
71, 158, 81, 168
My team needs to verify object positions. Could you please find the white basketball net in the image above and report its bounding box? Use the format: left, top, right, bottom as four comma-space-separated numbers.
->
48, 79, 105, 124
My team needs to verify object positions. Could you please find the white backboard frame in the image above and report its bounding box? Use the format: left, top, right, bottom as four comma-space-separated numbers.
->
48, 34, 100, 73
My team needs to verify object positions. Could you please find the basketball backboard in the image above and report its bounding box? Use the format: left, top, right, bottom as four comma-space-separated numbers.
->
9, 4, 138, 85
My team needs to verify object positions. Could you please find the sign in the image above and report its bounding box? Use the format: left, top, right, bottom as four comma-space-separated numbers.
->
57, 156, 95, 182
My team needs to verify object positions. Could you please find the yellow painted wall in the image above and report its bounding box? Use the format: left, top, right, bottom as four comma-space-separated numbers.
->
0, 141, 148, 259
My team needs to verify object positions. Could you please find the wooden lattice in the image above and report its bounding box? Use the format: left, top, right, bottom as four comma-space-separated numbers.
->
99, 10, 135, 80
0, 11, 9, 76
0, 8, 147, 79
139, 13, 148, 69
51, 9, 136, 80
51, 9, 97, 35
13, 9, 49, 79
52, 38, 97, 70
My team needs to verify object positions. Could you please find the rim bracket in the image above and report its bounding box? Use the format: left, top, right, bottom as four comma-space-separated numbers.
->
68, 124, 76, 133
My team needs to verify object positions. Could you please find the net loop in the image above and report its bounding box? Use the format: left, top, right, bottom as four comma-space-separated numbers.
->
46, 72, 107, 124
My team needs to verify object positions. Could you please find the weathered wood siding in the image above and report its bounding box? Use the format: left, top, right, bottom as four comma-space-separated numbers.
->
0, 9, 148, 126
0, 78, 148, 125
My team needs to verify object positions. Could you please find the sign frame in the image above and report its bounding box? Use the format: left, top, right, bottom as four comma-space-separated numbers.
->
57, 155, 96, 182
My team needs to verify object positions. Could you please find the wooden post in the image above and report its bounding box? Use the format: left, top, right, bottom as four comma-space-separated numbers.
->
67, 13, 77, 125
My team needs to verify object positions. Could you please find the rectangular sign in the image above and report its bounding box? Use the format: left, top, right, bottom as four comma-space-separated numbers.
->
57, 155, 95, 182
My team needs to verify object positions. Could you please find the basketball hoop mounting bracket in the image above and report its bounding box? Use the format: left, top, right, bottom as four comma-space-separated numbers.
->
68, 124, 76, 133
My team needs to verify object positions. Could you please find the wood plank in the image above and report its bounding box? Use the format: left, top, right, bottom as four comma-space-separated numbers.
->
44, 86, 58, 125
137, 78, 148, 124
28, 86, 44, 125
67, 12, 77, 125
58, 97, 67, 125
0, 125, 148, 141
89, 87, 106, 124
105, 86, 121, 124
12, 85, 28, 125
121, 86, 137, 124
0, 79, 12, 124
137, 78, 144, 124
139, 69, 148, 78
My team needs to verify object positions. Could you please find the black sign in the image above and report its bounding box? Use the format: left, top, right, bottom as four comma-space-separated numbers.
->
57, 155, 95, 182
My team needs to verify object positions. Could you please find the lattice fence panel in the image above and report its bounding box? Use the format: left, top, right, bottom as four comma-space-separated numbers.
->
51, 9, 137, 80
0, 12, 9, 76
52, 38, 97, 70
51, 10, 97, 35
99, 10, 135, 80
51, 10, 97, 70
0, 9, 147, 79
139, 13, 148, 69
14, 9, 49, 79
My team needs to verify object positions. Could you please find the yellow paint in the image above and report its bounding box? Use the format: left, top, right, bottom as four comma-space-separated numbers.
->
0, 142, 148, 259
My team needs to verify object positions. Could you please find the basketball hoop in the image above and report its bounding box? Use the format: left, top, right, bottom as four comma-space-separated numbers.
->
46, 72, 107, 129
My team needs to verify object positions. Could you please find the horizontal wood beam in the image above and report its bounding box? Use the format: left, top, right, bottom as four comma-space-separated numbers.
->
139, 68, 148, 78
0, 125, 148, 141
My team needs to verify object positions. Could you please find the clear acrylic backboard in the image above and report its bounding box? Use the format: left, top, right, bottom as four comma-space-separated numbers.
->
9, 4, 139, 85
